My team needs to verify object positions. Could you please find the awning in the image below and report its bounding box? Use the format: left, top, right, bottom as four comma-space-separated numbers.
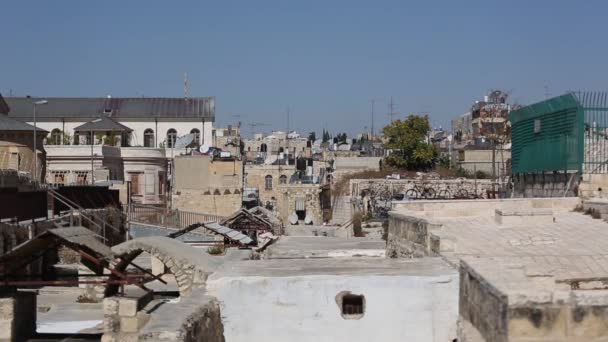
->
295, 197, 306, 211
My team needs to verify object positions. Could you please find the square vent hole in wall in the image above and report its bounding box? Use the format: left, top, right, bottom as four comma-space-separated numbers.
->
336, 291, 365, 319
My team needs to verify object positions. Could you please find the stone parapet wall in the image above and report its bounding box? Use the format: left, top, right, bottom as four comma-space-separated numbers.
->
459, 262, 509, 342
386, 212, 441, 258
0, 291, 37, 342
392, 198, 580, 218
350, 178, 494, 198
459, 260, 608, 342
512, 172, 578, 198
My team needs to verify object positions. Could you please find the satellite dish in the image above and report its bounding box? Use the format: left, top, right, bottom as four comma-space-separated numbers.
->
288, 213, 298, 225
199, 145, 210, 154
304, 215, 313, 225
174, 134, 195, 149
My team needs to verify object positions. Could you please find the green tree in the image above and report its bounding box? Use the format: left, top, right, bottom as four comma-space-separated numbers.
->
382, 115, 438, 171
322, 129, 331, 143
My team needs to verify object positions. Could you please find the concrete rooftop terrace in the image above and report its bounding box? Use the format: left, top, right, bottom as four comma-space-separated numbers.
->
263, 236, 386, 259
388, 197, 608, 303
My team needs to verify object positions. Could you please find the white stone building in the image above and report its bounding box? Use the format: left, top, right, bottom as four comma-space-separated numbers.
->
5, 97, 215, 148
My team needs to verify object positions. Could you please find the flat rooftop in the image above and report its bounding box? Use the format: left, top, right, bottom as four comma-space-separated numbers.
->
209, 257, 456, 278
390, 197, 608, 304
264, 236, 386, 259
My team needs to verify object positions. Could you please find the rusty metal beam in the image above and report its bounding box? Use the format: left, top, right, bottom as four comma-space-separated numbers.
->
0, 279, 133, 287
118, 257, 167, 285
77, 249, 150, 293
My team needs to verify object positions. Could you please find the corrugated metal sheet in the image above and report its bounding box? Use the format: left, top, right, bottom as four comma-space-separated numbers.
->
4, 97, 215, 120
509, 91, 608, 174
0, 114, 49, 132
0, 227, 112, 269
205, 222, 254, 245
0, 94, 9, 114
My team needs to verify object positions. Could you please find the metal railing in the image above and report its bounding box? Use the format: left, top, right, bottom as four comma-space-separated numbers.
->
126, 204, 225, 229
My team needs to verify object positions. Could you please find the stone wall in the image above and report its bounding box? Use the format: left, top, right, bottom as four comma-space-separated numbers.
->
0, 291, 37, 342
102, 292, 153, 342
172, 191, 241, 217
350, 178, 494, 198
206, 259, 459, 342
0, 131, 46, 182
459, 260, 608, 342
103, 290, 225, 342
386, 211, 441, 258
512, 172, 579, 198
244, 164, 296, 205
276, 184, 326, 225
459, 262, 509, 342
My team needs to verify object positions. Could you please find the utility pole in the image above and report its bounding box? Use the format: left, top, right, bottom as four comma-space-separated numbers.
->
184, 72, 188, 100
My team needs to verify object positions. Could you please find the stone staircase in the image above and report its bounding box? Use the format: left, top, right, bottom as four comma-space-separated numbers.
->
331, 196, 353, 225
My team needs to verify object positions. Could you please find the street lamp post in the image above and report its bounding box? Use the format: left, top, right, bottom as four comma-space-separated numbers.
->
33, 100, 48, 184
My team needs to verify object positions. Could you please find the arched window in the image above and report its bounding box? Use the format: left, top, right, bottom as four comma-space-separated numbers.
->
279, 175, 287, 184
278, 147, 284, 153
248, 146, 251, 152
50, 129, 62, 145
166, 129, 177, 148
190, 128, 200, 146
144, 129, 155, 147
265, 175, 273, 190
261, 143, 267, 153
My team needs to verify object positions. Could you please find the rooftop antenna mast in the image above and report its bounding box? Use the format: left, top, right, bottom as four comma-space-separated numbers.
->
544, 85, 551, 99
388, 96, 396, 122
286, 106, 291, 164
184, 72, 188, 100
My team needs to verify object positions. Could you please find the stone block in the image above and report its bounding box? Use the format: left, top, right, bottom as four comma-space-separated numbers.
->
103, 315, 120, 332
118, 298, 138, 317
0, 320, 14, 340
0, 298, 15, 320
150, 255, 165, 276
120, 312, 149, 333
100, 333, 117, 342
103, 297, 120, 316
494, 209, 554, 226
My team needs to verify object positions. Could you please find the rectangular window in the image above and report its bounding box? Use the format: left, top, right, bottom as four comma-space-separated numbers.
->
8, 153, 19, 170
53, 172, 66, 184
158, 172, 165, 195
75, 172, 88, 185
130, 173, 141, 195
145, 173, 155, 194
342, 294, 364, 317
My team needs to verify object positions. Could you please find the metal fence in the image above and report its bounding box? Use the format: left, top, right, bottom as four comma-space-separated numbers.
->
126, 204, 225, 229
509, 91, 608, 175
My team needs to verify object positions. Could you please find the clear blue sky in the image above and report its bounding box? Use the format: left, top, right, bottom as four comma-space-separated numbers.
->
3, 0, 607, 136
